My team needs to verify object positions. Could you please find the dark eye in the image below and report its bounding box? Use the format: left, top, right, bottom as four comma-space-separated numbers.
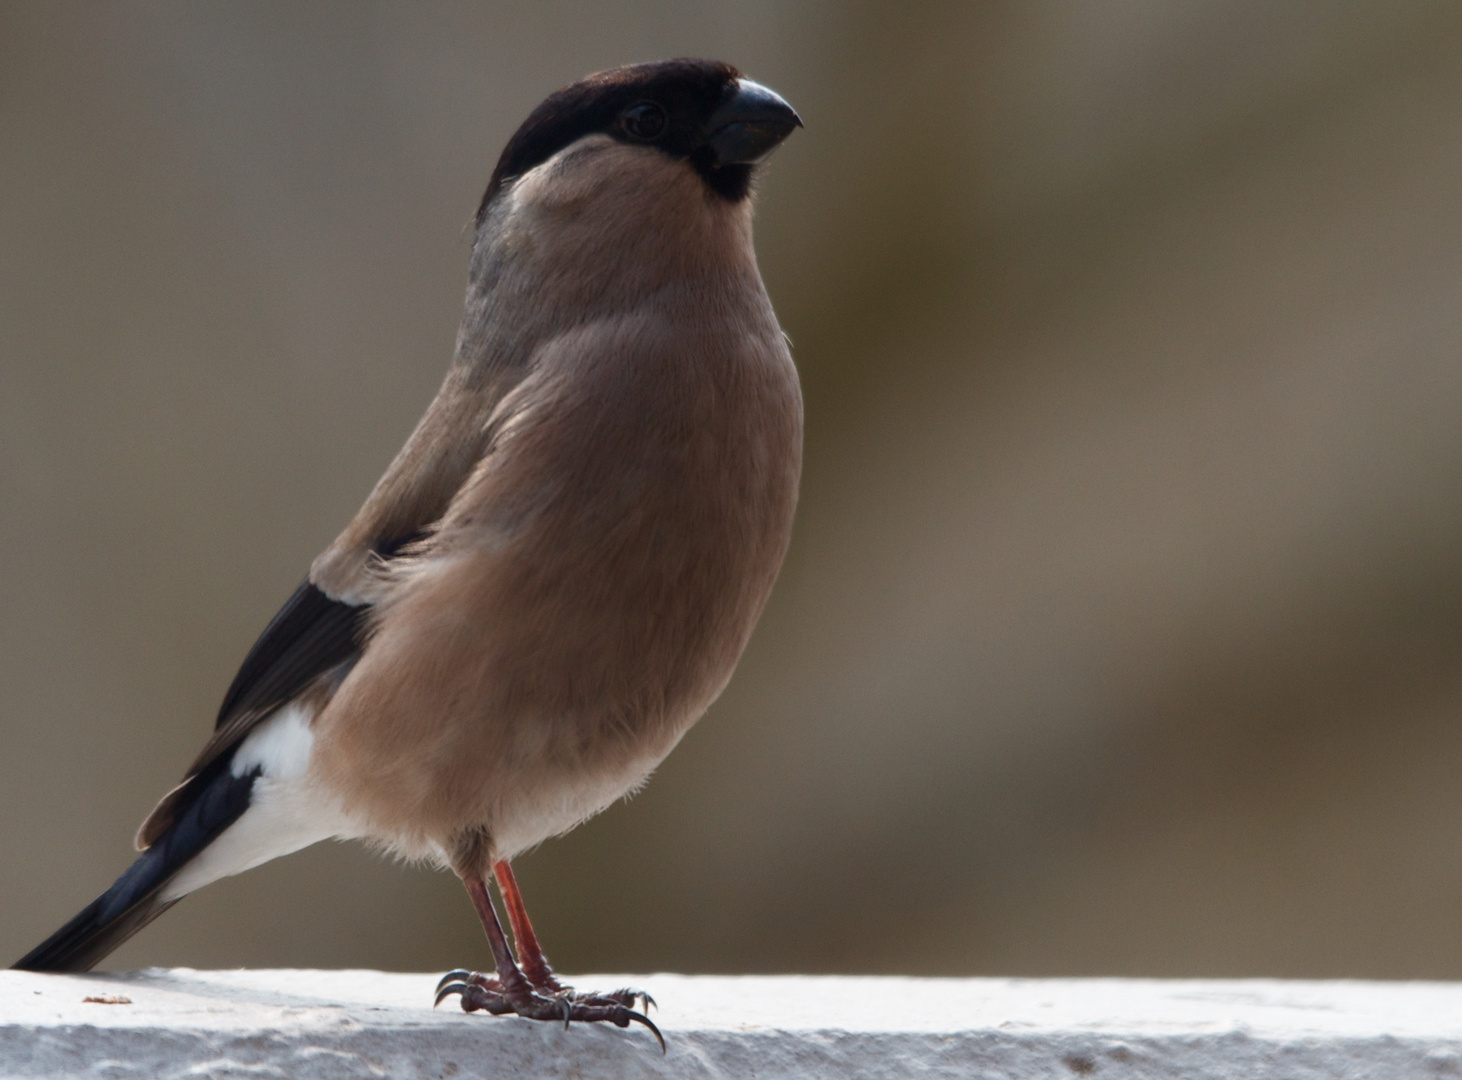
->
621, 102, 667, 141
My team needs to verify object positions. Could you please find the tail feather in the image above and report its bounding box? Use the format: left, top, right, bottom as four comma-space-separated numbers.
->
12, 762, 259, 973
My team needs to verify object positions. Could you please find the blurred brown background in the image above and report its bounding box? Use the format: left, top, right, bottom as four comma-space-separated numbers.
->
6, 1, 1462, 978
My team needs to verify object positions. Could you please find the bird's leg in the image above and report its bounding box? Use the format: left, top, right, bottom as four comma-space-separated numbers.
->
435, 870, 662, 1048
493, 859, 654, 1013
432, 875, 525, 1015
493, 860, 559, 991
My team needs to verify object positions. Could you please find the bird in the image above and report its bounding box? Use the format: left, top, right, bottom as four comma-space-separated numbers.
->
13, 58, 803, 1043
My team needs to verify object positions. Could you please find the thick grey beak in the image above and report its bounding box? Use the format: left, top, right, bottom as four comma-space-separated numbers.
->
704, 78, 802, 167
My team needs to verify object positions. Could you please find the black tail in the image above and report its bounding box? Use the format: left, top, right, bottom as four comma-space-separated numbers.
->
12, 762, 259, 972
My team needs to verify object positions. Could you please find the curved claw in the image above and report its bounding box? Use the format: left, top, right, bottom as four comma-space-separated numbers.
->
563, 995, 573, 1030
436, 969, 474, 995
434, 981, 471, 1008
624, 1008, 666, 1053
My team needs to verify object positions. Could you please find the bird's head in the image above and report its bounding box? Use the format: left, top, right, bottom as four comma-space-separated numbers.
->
477, 59, 801, 224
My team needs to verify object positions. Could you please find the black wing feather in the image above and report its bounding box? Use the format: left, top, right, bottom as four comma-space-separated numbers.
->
213, 531, 422, 734
214, 579, 369, 730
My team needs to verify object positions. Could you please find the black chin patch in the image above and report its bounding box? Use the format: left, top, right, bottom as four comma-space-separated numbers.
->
694, 156, 755, 202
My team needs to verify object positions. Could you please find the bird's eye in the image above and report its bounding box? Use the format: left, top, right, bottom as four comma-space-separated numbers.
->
621, 102, 667, 141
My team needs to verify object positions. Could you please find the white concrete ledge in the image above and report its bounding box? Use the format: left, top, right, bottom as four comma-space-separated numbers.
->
4, 970, 1462, 1078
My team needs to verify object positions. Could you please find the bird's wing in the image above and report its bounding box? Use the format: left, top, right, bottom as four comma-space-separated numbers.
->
133, 566, 388, 849
135, 365, 524, 850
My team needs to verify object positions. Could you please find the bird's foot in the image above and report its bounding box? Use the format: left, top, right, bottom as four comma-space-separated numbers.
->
434, 970, 512, 1014
435, 966, 654, 1012
435, 969, 662, 1049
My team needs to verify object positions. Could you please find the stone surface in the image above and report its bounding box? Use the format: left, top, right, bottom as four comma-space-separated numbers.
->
4, 970, 1462, 1078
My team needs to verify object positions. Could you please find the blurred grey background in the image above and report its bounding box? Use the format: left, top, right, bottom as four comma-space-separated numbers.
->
6, 1, 1462, 978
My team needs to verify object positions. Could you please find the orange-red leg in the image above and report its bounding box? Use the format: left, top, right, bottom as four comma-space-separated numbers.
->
493, 860, 561, 991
